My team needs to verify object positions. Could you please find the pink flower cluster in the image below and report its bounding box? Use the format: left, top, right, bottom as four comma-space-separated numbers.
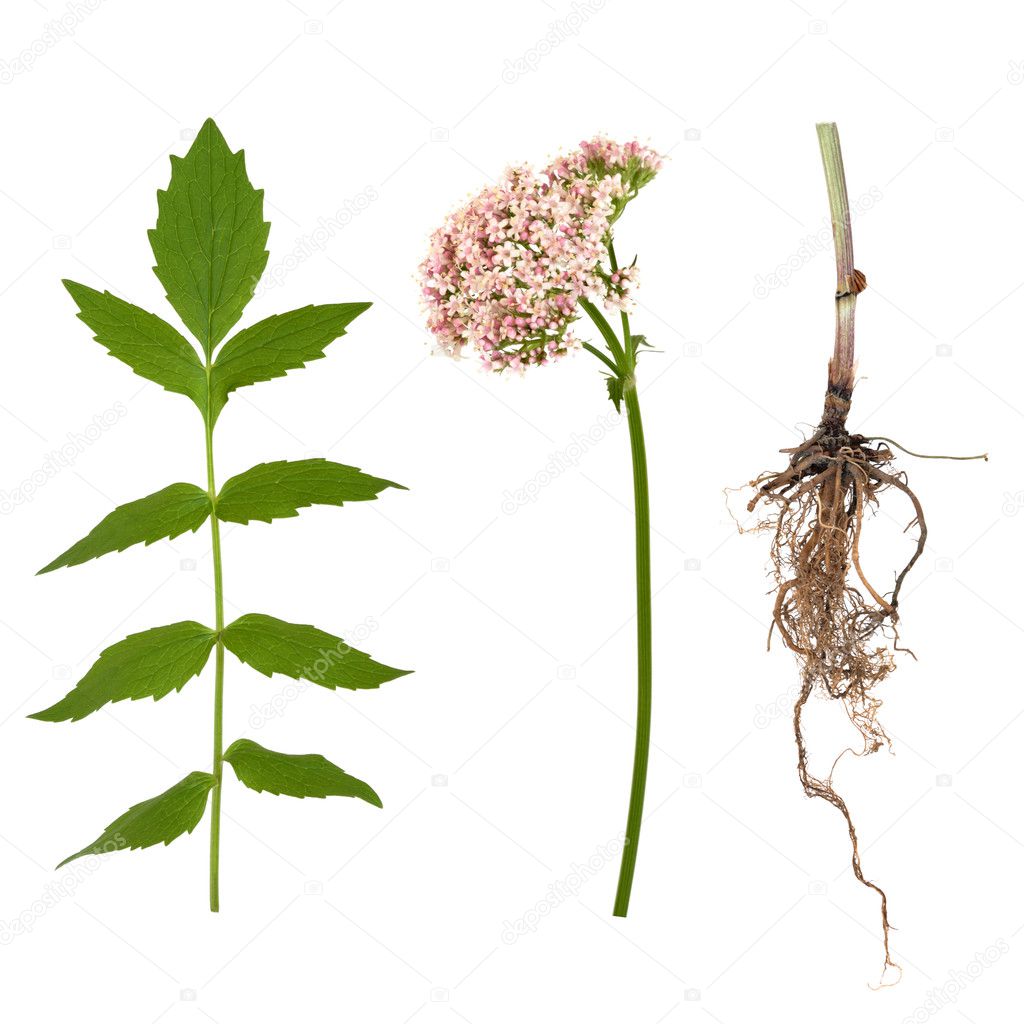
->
419, 138, 663, 372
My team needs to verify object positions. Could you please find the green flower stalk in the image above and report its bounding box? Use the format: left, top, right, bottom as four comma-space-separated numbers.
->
419, 137, 663, 915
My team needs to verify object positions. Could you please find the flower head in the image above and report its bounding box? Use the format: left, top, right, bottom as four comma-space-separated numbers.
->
419, 137, 662, 372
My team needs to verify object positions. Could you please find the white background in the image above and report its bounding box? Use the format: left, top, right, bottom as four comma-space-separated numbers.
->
0, 1, 1020, 1021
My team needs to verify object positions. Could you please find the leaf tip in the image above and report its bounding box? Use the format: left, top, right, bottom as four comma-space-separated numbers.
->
197, 117, 225, 144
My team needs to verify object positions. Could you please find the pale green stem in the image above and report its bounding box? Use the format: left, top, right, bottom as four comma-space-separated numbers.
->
817, 122, 861, 396
203, 368, 225, 913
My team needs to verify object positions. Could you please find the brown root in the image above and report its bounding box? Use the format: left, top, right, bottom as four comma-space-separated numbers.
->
748, 387, 927, 976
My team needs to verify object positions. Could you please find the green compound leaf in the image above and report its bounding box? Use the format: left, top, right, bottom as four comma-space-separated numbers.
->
57, 771, 215, 868
29, 622, 217, 723
224, 738, 382, 806
216, 459, 405, 525
210, 303, 372, 422
42, 119, 396, 905
148, 118, 270, 355
38, 483, 211, 574
62, 280, 206, 411
222, 613, 411, 691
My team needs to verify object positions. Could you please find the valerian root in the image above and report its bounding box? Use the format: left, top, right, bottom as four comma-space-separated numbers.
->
743, 123, 985, 983
747, 383, 926, 981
